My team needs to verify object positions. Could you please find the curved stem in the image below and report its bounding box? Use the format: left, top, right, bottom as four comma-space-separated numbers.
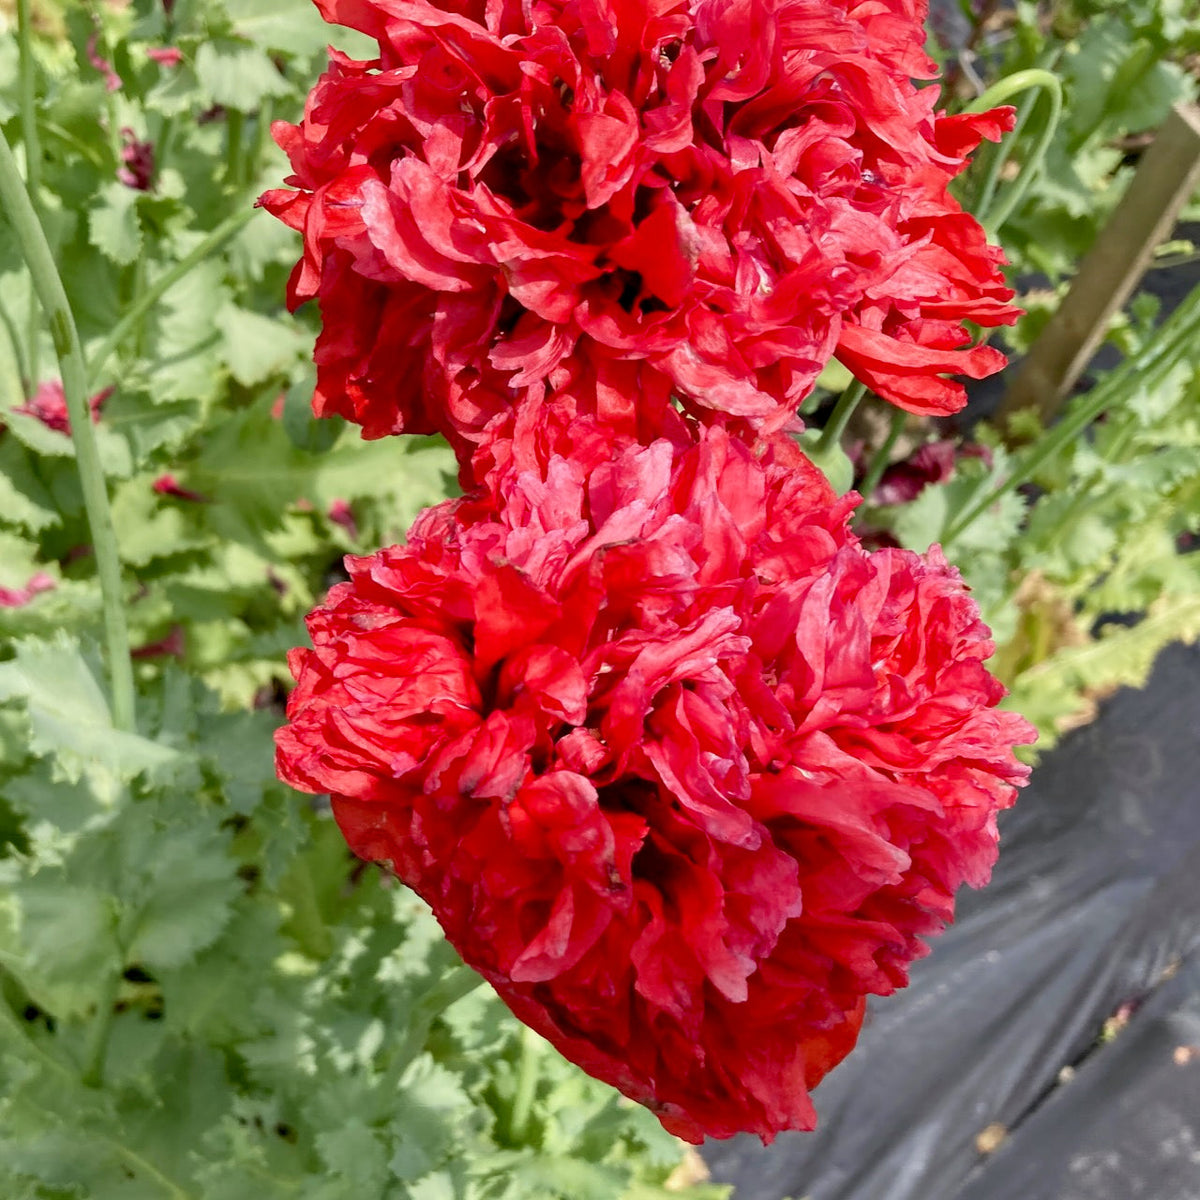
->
816, 380, 867, 455
972, 90, 1033, 225
87, 207, 257, 387
967, 68, 1064, 235
0, 127, 136, 733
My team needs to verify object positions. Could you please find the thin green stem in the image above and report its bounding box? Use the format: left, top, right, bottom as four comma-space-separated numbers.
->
157, 115, 176, 175
972, 91, 1032, 225
857, 407, 906, 501
1044, 419, 1137, 554
508, 1026, 541, 1143
0, 291, 30, 401
378, 962, 483, 1093
967, 68, 1064, 235
17, 0, 41, 394
41, 121, 105, 168
87, 207, 257, 387
945, 282, 1200, 544
16, 0, 40, 200
248, 99, 274, 186
816, 380, 867, 455
129, 254, 148, 360
0, 127, 136, 733
101, 1139, 195, 1200
225, 109, 245, 188
81, 968, 121, 1087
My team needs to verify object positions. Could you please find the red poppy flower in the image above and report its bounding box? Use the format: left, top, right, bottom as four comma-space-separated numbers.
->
260, 0, 1017, 469
276, 422, 1034, 1142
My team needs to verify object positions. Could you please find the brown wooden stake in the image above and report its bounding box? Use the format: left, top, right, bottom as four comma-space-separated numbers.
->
997, 102, 1200, 432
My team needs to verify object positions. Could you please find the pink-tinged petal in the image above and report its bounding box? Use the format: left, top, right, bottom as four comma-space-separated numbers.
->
0, 572, 56, 608
146, 46, 183, 67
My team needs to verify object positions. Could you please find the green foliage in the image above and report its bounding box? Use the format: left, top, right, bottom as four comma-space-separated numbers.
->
950, 0, 1200, 278
4, 0, 1195, 1190
0, 2, 722, 1197
0, 635, 723, 1198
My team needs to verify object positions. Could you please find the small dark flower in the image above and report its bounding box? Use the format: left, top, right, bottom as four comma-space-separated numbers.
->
131, 625, 186, 660
14, 382, 110, 435
118, 128, 155, 191
327, 499, 358, 541
152, 473, 208, 503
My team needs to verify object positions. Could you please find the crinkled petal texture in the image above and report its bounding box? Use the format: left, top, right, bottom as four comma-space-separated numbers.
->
259, 0, 1017, 472
276, 424, 1035, 1142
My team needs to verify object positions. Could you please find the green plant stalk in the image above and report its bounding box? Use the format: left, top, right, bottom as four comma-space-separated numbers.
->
967, 68, 1064, 235
17, 0, 41, 394
972, 91, 1033, 226
508, 1026, 542, 1144
0, 127, 136, 734
816, 379, 867, 455
249, 99, 274, 186
81, 968, 121, 1087
857, 407, 906, 501
87, 207, 257, 387
944, 282, 1200, 544
225, 109, 245, 188
0, 292, 30, 401
379, 962, 483, 1092
1044, 419, 1137, 555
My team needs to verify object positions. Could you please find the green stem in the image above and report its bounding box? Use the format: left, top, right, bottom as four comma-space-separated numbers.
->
967, 68, 1064, 235
157, 115, 176, 175
508, 1026, 541, 1144
87, 207, 257, 387
17, 0, 41, 394
972, 91, 1032, 225
0, 291, 30, 401
129, 254, 148, 360
101, 1135, 195, 1200
944, 281, 1200, 544
81, 968, 121, 1087
0, 127, 136, 733
248, 99, 274, 186
857, 407, 906, 502
225, 109, 245, 188
816, 380, 867, 455
1044, 419, 1137, 554
378, 962, 483, 1092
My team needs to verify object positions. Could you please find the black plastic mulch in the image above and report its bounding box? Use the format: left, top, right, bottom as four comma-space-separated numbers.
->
702, 640, 1200, 1200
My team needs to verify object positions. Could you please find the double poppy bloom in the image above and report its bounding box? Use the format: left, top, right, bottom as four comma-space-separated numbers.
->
269, 0, 1034, 1142
261, 0, 1018, 473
